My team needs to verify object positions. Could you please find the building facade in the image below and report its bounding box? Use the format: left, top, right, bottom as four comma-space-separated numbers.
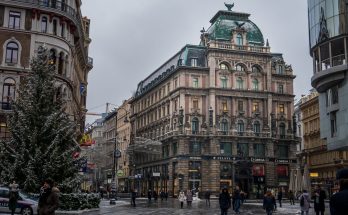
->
300, 90, 348, 196
308, 0, 348, 150
129, 5, 298, 198
0, 0, 92, 138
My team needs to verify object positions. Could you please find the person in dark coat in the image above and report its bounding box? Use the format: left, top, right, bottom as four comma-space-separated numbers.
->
277, 188, 283, 207
263, 190, 276, 215
219, 188, 231, 215
233, 186, 241, 214
38, 178, 59, 215
312, 185, 326, 215
204, 189, 211, 207
288, 190, 295, 205
153, 190, 158, 201
147, 189, 152, 202
330, 168, 348, 215
131, 189, 137, 207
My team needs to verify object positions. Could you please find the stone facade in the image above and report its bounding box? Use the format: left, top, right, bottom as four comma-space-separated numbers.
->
0, 0, 92, 138
129, 5, 297, 198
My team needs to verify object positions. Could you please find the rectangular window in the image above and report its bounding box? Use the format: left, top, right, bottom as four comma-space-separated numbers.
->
9, 11, 21, 29
172, 142, 178, 155
253, 144, 265, 157
277, 165, 289, 178
220, 142, 232, 155
278, 145, 288, 158
221, 76, 227, 88
61, 23, 65, 38
330, 112, 337, 137
41, 17, 47, 33
279, 104, 285, 114
237, 143, 249, 157
193, 77, 199, 88
167, 83, 170, 94
193, 99, 198, 110
174, 99, 178, 111
253, 102, 259, 112
238, 101, 243, 111
191, 58, 198, 67
174, 78, 178, 89
278, 84, 284, 94
222, 100, 228, 112
189, 141, 201, 155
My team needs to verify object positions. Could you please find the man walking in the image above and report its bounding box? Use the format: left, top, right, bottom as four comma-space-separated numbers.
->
233, 186, 241, 214
38, 178, 59, 215
219, 188, 231, 215
204, 189, 211, 207
313, 185, 326, 215
330, 168, 348, 215
131, 189, 137, 207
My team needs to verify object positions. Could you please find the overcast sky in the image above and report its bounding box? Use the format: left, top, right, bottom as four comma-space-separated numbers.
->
81, 0, 313, 124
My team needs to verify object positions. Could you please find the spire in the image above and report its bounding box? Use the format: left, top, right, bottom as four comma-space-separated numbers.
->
224, 2, 234, 11
266, 39, 269, 47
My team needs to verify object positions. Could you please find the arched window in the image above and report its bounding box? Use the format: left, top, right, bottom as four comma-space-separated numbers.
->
237, 120, 244, 135
2, 78, 16, 110
253, 121, 261, 136
58, 52, 64, 75
237, 77, 244, 89
221, 76, 227, 88
252, 79, 259, 90
192, 117, 199, 134
5, 42, 19, 64
252, 66, 261, 73
41, 17, 47, 33
221, 119, 228, 135
219, 63, 229, 70
279, 123, 286, 138
236, 33, 243, 46
236, 64, 245, 72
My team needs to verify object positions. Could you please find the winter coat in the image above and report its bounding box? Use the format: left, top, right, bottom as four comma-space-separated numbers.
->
204, 191, 211, 199
232, 189, 241, 200
277, 190, 283, 200
131, 191, 137, 198
178, 192, 186, 202
299, 193, 311, 212
330, 188, 348, 215
313, 189, 326, 212
263, 195, 275, 211
38, 187, 60, 215
219, 191, 231, 209
186, 191, 193, 202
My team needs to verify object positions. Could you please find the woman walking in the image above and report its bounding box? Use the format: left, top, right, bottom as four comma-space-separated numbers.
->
178, 191, 186, 209
299, 190, 311, 215
219, 188, 231, 215
288, 190, 295, 205
263, 190, 276, 215
186, 190, 193, 207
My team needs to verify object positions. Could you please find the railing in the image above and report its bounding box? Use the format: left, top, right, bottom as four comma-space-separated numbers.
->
332, 54, 346, 67
208, 41, 270, 53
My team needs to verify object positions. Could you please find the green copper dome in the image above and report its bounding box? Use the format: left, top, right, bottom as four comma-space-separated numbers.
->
206, 10, 265, 46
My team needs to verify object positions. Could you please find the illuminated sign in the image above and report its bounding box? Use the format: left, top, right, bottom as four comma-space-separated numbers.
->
310, 172, 319, 177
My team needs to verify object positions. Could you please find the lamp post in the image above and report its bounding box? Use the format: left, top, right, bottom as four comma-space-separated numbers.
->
109, 108, 129, 205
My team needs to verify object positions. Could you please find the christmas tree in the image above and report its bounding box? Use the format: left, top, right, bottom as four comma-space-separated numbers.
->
0, 46, 82, 193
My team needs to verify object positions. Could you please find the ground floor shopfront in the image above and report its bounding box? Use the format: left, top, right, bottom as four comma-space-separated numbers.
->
133, 156, 296, 198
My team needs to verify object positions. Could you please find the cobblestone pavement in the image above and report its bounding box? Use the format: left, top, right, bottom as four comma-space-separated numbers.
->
82, 198, 330, 215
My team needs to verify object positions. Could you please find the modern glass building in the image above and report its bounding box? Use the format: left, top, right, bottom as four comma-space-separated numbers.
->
308, 0, 348, 150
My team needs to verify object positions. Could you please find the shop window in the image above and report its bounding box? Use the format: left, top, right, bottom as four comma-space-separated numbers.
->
276, 165, 289, 178
252, 165, 265, 176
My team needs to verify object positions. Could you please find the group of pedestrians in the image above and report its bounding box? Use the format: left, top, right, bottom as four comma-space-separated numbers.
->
177, 189, 194, 208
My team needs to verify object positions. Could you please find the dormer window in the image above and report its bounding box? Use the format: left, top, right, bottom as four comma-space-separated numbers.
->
236, 33, 243, 46
277, 65, 284, 74
191, 58, 198, 67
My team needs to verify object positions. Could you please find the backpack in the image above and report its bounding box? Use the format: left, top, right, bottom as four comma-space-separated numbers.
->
300, 195, 304, 207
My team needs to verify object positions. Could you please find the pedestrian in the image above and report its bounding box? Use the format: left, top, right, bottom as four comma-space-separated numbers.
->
288, 190, 295, 205
312, 185, 326, 215
8, 180, 19, 215
186, 190, 193, 206
263, 190, 276, 215
153, 190, 158, 201
147, 189, 152, 202
277, 187, 283, 207
330, 168, 348, 215
219, 188, 231, 215
160, 190, 165, 201
232, 186, 242, 214
204, 189, 211, 207
299, 189, 311, 215
131, 189, 137, 207
38, 178, 59, 215
178, 191, 186, 209
165, 191, 168, 201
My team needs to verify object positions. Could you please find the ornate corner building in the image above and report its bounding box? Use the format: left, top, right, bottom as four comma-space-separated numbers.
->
129, 5, 297, 198
0, 0, 92, 138
308, 0, 348, 150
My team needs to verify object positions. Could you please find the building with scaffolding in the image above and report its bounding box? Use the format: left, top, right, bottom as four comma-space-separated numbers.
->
129, 4, 298, 198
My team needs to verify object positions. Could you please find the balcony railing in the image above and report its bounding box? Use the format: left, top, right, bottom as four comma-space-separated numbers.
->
208, 41, 270, 53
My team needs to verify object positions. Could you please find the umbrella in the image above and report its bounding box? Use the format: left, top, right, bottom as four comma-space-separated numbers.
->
295, 168, 303, 195
302, 164, 311, 195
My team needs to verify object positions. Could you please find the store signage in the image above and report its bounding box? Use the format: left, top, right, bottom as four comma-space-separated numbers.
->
310, 172, 319, 177
153, 172, 161, 177
275, 159, 295, 163
251, 157, 266, 162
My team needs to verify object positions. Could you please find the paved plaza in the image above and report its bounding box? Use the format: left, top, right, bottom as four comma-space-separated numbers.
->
80, 198, 330, 215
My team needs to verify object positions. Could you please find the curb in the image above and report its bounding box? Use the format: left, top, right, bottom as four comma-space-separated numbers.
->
56, 208, 100, 215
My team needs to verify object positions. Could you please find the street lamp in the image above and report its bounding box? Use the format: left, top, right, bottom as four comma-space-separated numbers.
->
109, 108, 129, 205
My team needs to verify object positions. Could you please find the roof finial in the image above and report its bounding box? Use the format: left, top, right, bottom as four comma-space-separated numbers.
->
266, 39, 269, 47
224, 2, 234, 11
200, 27, 205, 33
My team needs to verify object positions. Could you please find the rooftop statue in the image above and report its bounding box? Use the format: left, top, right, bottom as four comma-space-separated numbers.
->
224, 2, 234, 11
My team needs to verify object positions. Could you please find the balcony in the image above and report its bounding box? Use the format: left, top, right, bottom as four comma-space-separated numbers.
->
208, 41, 270, 53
